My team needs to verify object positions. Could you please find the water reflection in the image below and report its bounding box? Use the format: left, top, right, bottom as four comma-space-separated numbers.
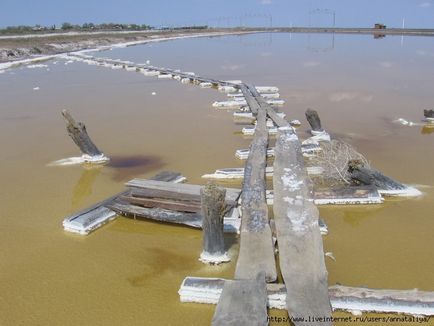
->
71, 166, 102, 209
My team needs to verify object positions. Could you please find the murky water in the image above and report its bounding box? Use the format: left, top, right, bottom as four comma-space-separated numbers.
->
1, 33, 434, 325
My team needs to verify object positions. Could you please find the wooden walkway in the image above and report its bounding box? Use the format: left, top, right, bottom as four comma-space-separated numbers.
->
62, 54, 333, 325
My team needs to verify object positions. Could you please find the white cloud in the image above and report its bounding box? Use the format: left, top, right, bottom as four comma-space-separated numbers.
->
260, 0, 272, 4
303, 61, 320, 68
419, 2, 431, 7
378, 61, 394, 68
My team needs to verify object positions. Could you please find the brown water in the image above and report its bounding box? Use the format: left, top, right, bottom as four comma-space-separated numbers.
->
1, 33, 434, 326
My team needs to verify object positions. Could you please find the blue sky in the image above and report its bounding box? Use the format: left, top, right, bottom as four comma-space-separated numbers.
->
1, 0, 433, 28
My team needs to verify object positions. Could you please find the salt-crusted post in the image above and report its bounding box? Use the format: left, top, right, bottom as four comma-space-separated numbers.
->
61, 109, 109, 163
305, 108, 324, 133
200, 182, 230, 264
424, 109, 434, 119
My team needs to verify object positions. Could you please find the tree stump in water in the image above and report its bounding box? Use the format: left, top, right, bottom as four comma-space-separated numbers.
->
200, 182, 230, 264
348, 160, 406, 190
424, 109, 434, 119
62, 110, 108, 162
305, 108, 324, 132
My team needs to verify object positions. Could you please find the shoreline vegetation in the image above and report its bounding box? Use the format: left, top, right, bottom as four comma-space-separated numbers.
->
1, 25, 434, 63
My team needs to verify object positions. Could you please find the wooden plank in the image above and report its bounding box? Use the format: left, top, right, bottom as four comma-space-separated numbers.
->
62, 171, 185, 235
313, 185, 383, 205
239, 84, 261, 116
273, 126, 332, 325
179, 277, 434, 316
246, 84, 289, 128
212, 273, 268, 326
107, 200, 203, 228
234, 90, 276, 282
126, 179, 241, 205
106, 201, 240, 233
119, 195, 202, 213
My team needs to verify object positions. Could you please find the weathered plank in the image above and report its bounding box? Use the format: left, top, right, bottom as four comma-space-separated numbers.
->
119, 195, 202, 212
212, 273, 268, 326
273, 126, 332, 325
313, 185, 383, 205
126, 179, 241, 206
234, 86, 276, 283
107, 201, 203, 228
200, 183, 230, 264
106, 201, 240, 233
62, 171, 185, 235
179, 277, 434, 316
239, 84, 261, 116
246, 84, 290, 128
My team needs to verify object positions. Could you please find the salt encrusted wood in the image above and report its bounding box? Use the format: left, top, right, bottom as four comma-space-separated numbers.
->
179, 277, 434, 316
234, 86, 277, 283
273, 126, 332, 325
212, 272, 268, 326
200, 183, 230, 264
305, 108, 324, 132
62, 171, 184, 235
61, 109, 107, 160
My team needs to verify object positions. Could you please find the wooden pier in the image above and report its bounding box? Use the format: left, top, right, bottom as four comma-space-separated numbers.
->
59, 53, 432, 324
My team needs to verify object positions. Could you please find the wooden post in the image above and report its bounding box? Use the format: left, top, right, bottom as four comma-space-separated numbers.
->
61, 109, 108, 162
199, 182, 230, 264
348, 160, 407, 191
305, 108, 324, 132
424, 109, 434, 119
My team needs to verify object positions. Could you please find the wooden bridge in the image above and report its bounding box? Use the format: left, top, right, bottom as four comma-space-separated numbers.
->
60, 54, 434, 325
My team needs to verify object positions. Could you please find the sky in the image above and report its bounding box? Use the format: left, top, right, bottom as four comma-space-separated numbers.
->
1, 0, 433, 29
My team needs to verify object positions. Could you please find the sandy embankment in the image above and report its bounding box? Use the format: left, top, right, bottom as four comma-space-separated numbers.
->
0, 28, 256, 65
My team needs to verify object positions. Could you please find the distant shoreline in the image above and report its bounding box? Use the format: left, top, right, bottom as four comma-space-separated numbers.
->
1, 27, 434, 64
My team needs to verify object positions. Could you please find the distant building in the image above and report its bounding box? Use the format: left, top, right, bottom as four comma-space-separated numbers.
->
374, 23, 386, 29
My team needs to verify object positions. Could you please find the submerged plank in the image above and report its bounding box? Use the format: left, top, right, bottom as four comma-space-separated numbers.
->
273, 127, 332, 325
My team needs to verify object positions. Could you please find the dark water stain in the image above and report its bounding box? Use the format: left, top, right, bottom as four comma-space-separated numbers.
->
107, 155, 165, 182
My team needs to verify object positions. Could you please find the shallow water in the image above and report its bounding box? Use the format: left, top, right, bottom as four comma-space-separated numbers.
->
1, 33, 434, 325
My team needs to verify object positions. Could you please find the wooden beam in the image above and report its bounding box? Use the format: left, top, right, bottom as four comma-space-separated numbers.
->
246, 84, 290, 128
119, 195, 201, 213
126, 179, 241, 206
234, 90, 276, 282
62, 171, 185, 235
273, 126, 332, 325
212, 272, 268, 326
